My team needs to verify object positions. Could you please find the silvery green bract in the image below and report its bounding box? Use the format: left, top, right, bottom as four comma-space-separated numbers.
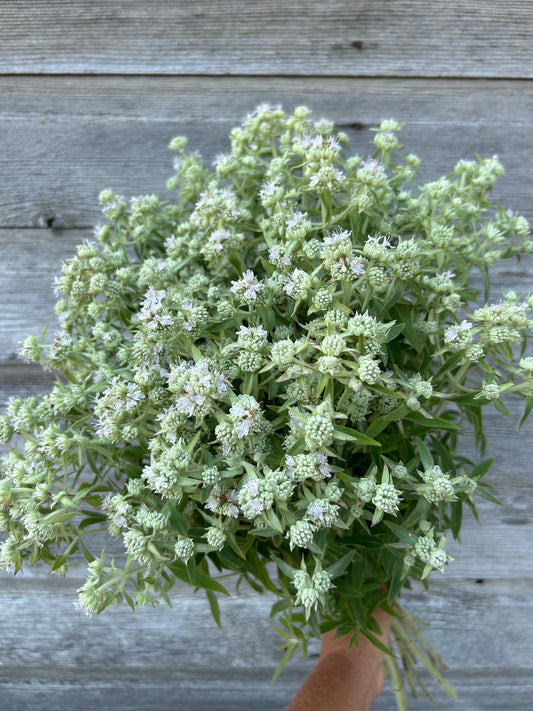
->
1, 106, 532, 708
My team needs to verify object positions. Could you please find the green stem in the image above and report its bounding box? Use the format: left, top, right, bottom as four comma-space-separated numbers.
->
385, 653, 408, 711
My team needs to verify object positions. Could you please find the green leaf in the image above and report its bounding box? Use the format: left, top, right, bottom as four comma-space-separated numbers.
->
384, 322, 405, 342
430, 437, 457, 476
475, 487, 502, 505
204, 317, 240, 334
288, 438, 307, 456
206, 589, 222, 627
360, 627, 395, 657
225, 528, 247, 560
166, 502, 188, 536
493, 399, 511, 417
258, 306, 276, 331
51, 554, 67, 571
123, 590, 135, 612
519, 395, 533, 430
391, 304, 419, 351
407, 412, 459, 431
79, 540, 95, 564
248, 526, 281, 538
269, 599, 291, 619
415, 437, 434, 470
316, 373, 330, 398
213, 550, 242, 576
349, 596, 367, 626
371, 508, 384, 526
381, 283, 406, 313
243, 372, 255, 394
271, 640, 299, 684
191, 566, 231, 595
166, 560, 230, 594
450, 500, 463, 539
470, 458, 493, 480
365, 405, 410, 439
333, 425, 381, 447
342, 534, 382, 550
325, 550, 356, 579
78, 513, 108, 530
271, 555, 295, 580
190, 343, 203, 361
264, 508, 284, 534
403, 497, 432, 528
387, 558, 405, 603
383, 520, 417, 547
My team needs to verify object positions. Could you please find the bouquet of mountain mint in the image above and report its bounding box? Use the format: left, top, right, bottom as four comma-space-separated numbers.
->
1, 105, 532, 709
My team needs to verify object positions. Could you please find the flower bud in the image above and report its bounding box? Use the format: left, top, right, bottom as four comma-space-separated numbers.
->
175, 537, 195, 561
206, 526, 226, 550
312, 570, 332, 593
288, 521, 315, 549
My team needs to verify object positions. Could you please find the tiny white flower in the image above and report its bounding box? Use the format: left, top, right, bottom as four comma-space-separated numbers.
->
216, 373, 229, 393
236, 419, 251, 438
316, 452, 332, 478
230, 270, 265, 301
245, 479, 260, 497
348, 259, 366, 276
308, 501, 324, 521
286, 210, 306, 229
248, 499, 264, 515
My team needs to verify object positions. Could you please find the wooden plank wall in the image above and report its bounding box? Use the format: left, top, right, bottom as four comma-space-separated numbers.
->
1, 2, 532, 709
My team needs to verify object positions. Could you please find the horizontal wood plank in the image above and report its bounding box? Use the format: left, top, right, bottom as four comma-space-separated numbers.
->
0, 577, 532, 711
1, 1, 532, 77
0, 577, 531, 670
1, 76, 532, 227
1, 671, 532, 711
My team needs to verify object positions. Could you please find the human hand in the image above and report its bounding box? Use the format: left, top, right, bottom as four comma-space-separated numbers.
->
320, 608, 392, 709
286, 607, 392, 711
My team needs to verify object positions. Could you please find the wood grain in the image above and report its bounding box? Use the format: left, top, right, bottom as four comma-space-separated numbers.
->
0, 577, 531, 670
1, 671, 532, 711
0, 576, 531, 710
2, 76, 532, 228
1, 1, 532, 77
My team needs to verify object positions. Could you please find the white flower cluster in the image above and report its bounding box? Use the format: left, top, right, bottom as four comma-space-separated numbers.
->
167, 358, 230, 419
94, 377, 144, 442
1, 106, 532, 680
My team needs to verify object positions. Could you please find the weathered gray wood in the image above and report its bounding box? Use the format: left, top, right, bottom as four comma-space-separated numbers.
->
1, 577, 532, 670
0, 364, 56, 408
0, 230, 86, 360
1, 1, 532, 77
1, 77, 532, 227
0, 577, 532, 710
1, 671, 533, 711
5, 75, 533, 122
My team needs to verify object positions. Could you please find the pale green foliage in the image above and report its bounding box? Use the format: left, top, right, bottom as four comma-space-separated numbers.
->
1, 107, 533, 679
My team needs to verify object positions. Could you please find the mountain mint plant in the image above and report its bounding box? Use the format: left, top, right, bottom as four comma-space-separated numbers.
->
1, 105, 532, 709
